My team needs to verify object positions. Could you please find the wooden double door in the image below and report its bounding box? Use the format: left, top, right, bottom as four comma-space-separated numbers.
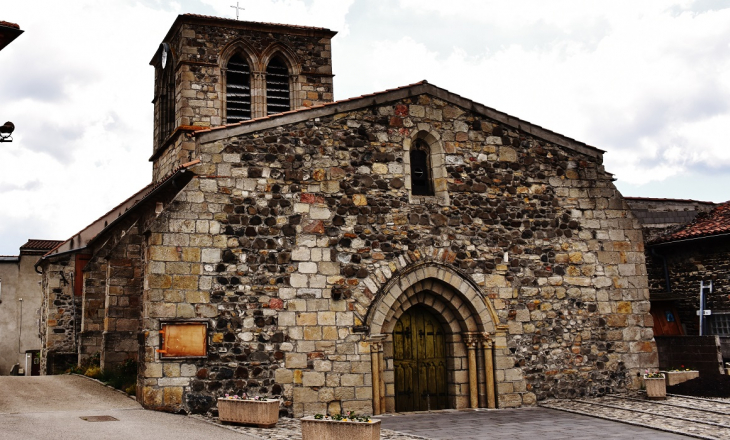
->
393, 306, 448, 412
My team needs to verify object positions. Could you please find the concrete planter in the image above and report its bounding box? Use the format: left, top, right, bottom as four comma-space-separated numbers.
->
644, 375, 666, 400
663, 370, 699, 386
217, 398, 279, 428
301, 416, 381, 440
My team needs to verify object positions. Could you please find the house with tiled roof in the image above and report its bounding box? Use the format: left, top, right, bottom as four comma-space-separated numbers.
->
37, 14, 657, 416
0, 239, 62, 376
640, 200, 730, 372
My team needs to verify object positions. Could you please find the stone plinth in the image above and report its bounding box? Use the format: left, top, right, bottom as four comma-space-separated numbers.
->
301, 416, 381, 440
217, 398, 280, 427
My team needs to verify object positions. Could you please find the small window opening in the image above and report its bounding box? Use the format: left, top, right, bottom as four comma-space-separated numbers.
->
410, 139, 434, 196
226, 54, 252, 123
266, 56, 290, 115
158, 59, 175, 142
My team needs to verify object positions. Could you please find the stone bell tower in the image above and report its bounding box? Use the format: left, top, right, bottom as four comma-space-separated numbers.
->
149, 14, 337, 181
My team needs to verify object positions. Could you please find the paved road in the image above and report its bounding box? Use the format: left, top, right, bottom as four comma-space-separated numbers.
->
377, 407, 694, 440
0, 375, 256, 440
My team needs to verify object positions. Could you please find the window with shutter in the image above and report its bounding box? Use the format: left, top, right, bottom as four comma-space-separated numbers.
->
266, 56, 290, 115
226, 53, 252, 123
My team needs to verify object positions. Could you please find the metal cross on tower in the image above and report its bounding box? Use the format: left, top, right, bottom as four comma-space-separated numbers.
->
231, 2, 244, 20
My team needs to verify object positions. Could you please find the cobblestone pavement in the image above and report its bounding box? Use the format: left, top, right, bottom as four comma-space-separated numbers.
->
194, 415, 426, 440
198, 393, 730, 439
541, 393, 730, 440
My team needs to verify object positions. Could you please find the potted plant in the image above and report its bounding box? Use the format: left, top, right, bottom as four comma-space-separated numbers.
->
301, 411, 381, 440
643, 370, 666, 400
217, 393, 280, 428
663, 366, 699, 386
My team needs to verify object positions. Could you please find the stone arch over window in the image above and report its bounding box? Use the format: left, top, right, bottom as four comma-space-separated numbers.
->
261, 44, 301, 111
366, 263, 500, 413
219, 41, 259, 123
404, 130, 449, 205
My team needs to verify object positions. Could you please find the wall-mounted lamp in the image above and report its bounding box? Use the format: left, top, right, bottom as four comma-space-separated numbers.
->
0, 121, 15, 142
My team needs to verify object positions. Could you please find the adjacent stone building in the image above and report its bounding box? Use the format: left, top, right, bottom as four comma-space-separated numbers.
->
38, 14, 657, 417
0, 240, 61, 375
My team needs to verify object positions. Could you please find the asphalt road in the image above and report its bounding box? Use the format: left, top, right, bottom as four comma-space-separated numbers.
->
0, 375, 257, 440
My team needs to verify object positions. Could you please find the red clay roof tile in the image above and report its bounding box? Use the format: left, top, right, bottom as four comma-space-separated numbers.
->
20, 239, 64, 250
652, 201, 730, 244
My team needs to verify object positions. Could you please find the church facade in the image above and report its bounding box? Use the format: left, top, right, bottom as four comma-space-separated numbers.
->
38, 14, 657, 416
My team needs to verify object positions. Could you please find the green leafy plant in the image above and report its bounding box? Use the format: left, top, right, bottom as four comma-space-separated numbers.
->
313, 411, 373, 423
644, 369, 664, 379
67, 353, 137, 396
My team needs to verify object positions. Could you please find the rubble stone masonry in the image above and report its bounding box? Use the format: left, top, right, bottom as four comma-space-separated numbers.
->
139, 92, 655, 415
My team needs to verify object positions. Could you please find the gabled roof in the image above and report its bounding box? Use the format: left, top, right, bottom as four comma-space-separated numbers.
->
42, 160, 200, 259
651, 201, 730, 245
193, 80, 604, 159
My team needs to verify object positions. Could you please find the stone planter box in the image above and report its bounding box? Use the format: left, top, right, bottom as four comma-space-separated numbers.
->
644, 375, 666, 400
217, 398, 279, 428
663, 370, 699, 386
301, 416, 381, 440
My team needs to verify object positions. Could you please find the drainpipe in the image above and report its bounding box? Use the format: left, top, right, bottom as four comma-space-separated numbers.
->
651, 247, 671, 293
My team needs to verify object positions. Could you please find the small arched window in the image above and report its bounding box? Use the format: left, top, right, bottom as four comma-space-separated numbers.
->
266, 56, 290, 115
410, 139, 434, 196
226, 53, 252, 122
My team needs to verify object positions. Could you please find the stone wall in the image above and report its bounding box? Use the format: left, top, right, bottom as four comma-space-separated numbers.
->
100, 226, 143, 370
39, 258, 79, 374
647, 237, 730, 335
140, 92, 655, 415
625, 198, 715, 242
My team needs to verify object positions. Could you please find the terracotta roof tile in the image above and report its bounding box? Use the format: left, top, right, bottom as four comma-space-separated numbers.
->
651, 201, 730, 244
20, 239, 64, 250
0, 21, 20, 29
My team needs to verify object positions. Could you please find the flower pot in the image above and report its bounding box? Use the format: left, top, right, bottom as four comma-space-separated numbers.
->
301, 416, 381, 440
217, 398, 280, 428
644, 375, 666, 400
663, 370, 699, 386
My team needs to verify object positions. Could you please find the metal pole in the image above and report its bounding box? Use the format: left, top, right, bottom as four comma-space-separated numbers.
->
699, 281, 713, 336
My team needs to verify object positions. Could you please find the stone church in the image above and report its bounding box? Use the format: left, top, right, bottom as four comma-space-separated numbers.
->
37, 14, 656, 416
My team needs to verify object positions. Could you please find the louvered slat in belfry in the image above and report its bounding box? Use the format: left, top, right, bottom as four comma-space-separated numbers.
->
266, 57, 290, 115
226, 53, 251, 122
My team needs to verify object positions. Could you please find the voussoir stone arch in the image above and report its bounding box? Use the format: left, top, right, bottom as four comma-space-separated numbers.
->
366, 262, 498, 337
259, 43, 301, 76
219, 39, 259, 71
403, 129, 450, 205
382, 288, 468, 335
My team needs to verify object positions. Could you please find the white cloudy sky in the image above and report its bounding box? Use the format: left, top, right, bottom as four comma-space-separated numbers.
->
1, 0, 729, 255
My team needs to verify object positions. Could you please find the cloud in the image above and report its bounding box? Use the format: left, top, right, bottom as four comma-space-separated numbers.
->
17, 122, 86, 163
0, 180, 42, 192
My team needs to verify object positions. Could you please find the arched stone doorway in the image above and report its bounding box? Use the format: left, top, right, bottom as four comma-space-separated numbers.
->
366, 263, 501, 414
